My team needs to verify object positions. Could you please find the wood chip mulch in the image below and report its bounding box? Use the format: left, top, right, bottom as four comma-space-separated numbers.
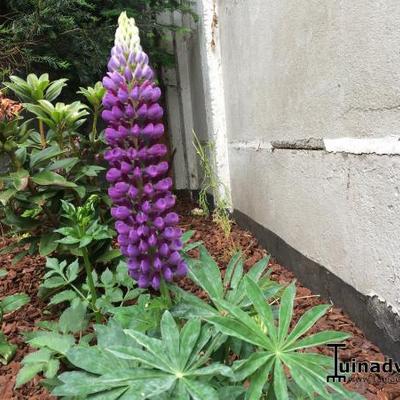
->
0, 194, 399, 399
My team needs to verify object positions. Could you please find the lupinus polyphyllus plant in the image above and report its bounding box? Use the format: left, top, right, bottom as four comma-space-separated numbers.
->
102, 12, 187, 290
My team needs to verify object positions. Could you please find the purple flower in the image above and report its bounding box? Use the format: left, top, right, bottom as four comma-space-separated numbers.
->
101, 13, 187, 290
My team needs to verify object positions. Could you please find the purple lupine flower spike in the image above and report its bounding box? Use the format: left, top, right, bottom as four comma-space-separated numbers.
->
102, 12, 187, 290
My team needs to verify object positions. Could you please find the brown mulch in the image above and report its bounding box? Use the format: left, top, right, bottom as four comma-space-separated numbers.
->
0, 194, 398, 399
0, 238, 53, 400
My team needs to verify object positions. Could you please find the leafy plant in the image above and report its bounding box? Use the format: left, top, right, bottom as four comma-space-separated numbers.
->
192, 132, 235, 254
0, 268, 30, 364
78, 81, 106, 146
52, 311, 239, 399
172, 245, 281, 319
0, 74, 108, 259
3, 73, 67, 147
207, 278, 360, 399
17, 256, 148, 389
15, 301, 90, 389
16, 241, 363, 399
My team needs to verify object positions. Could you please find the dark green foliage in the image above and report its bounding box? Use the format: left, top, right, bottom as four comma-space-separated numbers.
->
0, 0, 196, 96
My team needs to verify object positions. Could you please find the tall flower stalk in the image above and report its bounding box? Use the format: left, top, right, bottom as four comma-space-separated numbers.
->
102, 12, 187, 290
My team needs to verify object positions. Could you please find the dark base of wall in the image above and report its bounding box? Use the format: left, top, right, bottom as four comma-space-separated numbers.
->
233, 208, 400, 362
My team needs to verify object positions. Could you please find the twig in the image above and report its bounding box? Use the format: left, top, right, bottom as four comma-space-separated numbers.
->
269, 294, 321, 307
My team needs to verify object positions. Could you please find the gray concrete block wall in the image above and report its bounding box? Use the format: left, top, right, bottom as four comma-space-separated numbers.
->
214, 0, 400, 307
167, 0, 400, 352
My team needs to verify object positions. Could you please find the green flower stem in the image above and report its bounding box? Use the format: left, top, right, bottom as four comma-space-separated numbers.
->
160, 278, 172, 308
81, 248, 101, 323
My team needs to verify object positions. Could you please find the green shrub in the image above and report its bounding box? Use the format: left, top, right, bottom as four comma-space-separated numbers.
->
0, 0, 196, 95
0, 73, 109, 259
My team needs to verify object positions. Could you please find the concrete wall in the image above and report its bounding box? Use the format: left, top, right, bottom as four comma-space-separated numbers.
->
216, 0, 400, 310
168, 1, 400, 352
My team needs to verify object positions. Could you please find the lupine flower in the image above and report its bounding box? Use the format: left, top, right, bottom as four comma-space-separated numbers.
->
102, 12, 187, 290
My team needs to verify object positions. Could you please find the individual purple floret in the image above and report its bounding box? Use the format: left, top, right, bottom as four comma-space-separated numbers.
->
102, 12, 187, 290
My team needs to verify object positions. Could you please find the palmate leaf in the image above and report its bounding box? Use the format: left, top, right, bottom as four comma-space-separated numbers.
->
187, 245, 223, 299
53, 370, 175, 397
244, 277, 277, 341
54, 311, 233, 399
245, 358, 274, 400
173, 246, 278, 321
206, 277, 358, 399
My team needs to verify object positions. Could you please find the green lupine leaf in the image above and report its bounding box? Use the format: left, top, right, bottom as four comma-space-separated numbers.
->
213, 297, 272, 347
284, 304, 331, 348
232, 351, 272, 381
217, 386, 246, 400
183, 378, 218, 400
188, 245, 223, 299
66, 347, 131, 375
123, 329, 171, 368
181, 230, 195, 243
171, 380, 190, 400
286, 331, 351, 351
117, 373, 176, 399
246, 255, 271, 282
287, 352, 333, 369
53, 370, 175, 397
160, 311, 180, 369
206, 315, 268, 348
190, 363, 234, 379
244, 276, 277, 343
223, 251, 243, 287
107, 346, 171, 373
245, 358, 274, 400
87, 387, 127, 400
283, 354, 340, 399
178, 318, 201, 369
56, 236, 81, 245
95, 322, 131, 348
273, 359, 289, 400
285, 359, 327, 399
278, 282, 296, 344
171, 286, 217, 319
